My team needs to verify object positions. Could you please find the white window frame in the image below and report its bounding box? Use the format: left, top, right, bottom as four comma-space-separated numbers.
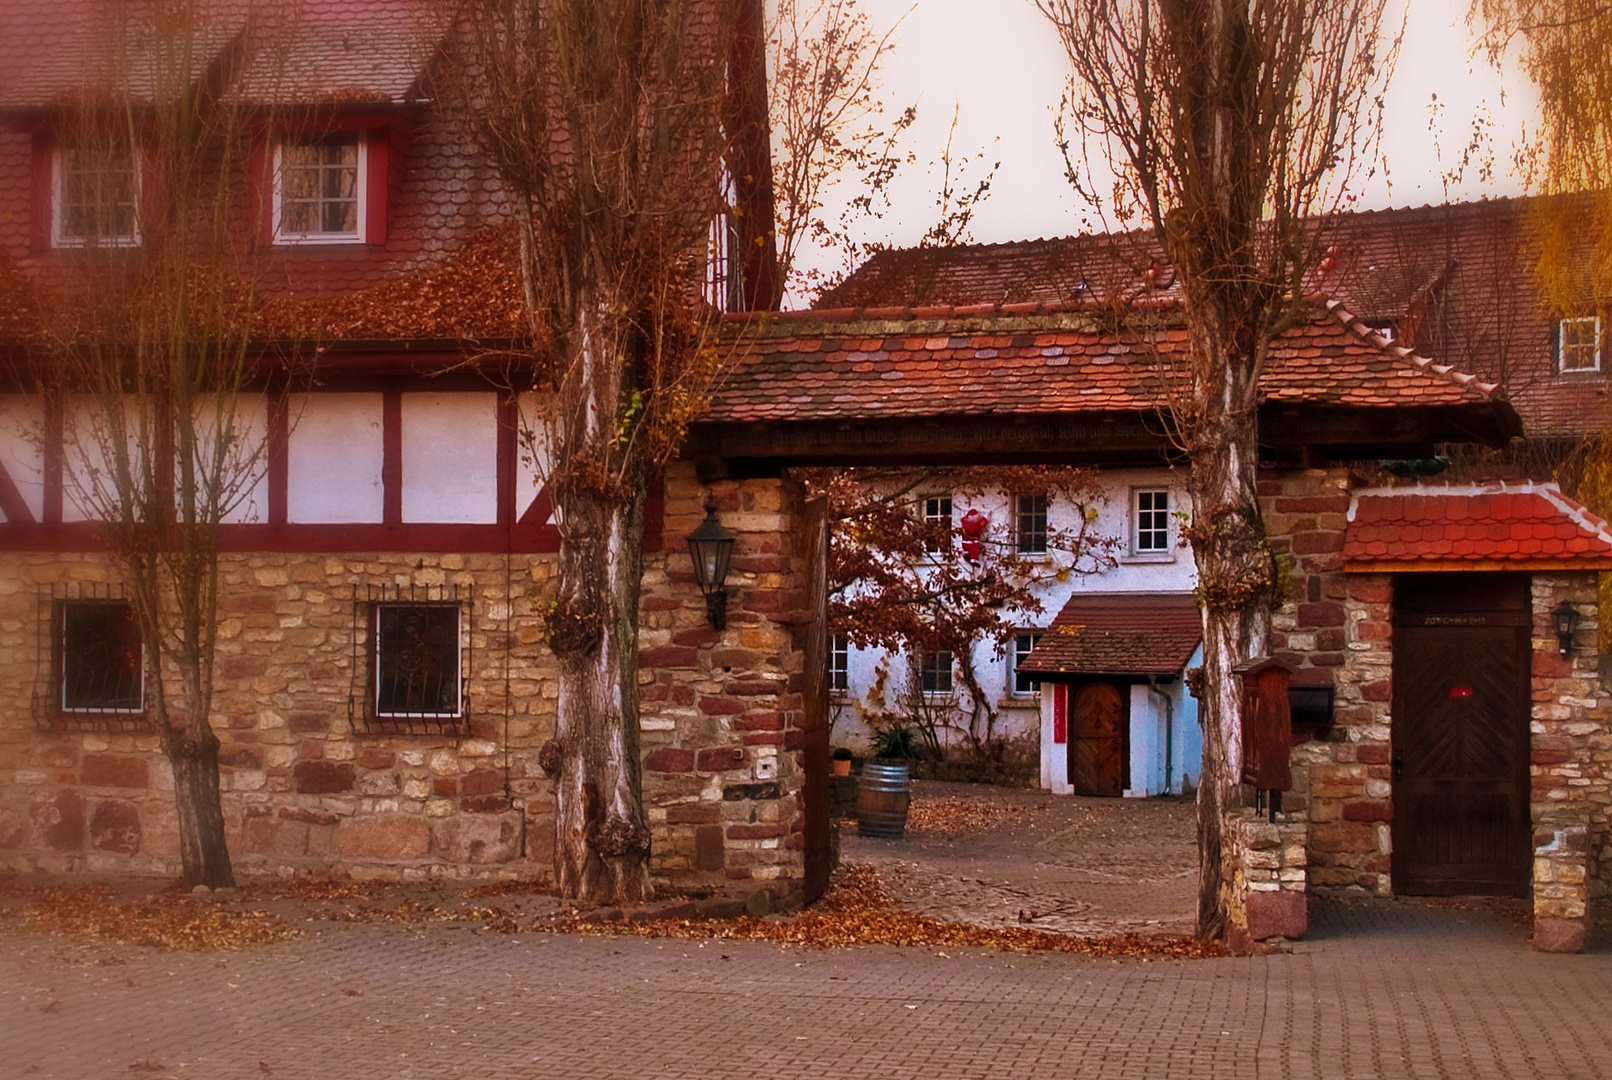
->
918, 648, 954, 696
373, 602, 464, 719
1014, 493, 1049, 556
1131, 487, 1172, 556
1558, 315, 1603, 374
922, 494, 953, 554
1010, 631, 1042, 697
59, 599, 146, 715
273, 134, 367, 245
829, 633, 850, 695
52, 144, 141, 249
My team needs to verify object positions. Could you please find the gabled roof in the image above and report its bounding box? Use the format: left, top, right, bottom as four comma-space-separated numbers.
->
1018, 593, 1202, 679
1343, 481, 1612, 572
704, 296, 1500, 426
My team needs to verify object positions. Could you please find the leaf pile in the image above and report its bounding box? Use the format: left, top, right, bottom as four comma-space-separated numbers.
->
562, 865, 1224, 959
0, 882, 298, 951
464, 878, 554, 899
906, 795, 1035, 835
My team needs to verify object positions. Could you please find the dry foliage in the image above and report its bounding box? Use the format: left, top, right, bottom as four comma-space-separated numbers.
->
905, 795, 1035, 835
0, 882, 297, 951
562, 865, 1224, 958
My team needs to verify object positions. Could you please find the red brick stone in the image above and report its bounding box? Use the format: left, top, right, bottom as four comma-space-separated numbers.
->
640, 646, 698, 668
433, 777, 457, 798
743, 733, 784, 746
696, 748, 746, 771
1532, 748, 1571, 765
219, 656, 268, 680
640, 596, 682, 611
1356, 743, 1390, 765
732, 554, 786, 573
1343, 800, 1392, 822
672, 627, 723, 648
784, 729, 805, 751
671, 685, 696, 706
1534, 917, 1586, 953
1348, 580, 1392, 603
1296, 602, 1346, 628
28, 742, 78, 769
359, 750, 396, 771
698, 695, 745, 716
1360, 680, 1392, 702
727, 679, 787, 697
460, 795, 510, 814
307, 663, 338, 681
1245, 889, 1307, 940
219, 746, 262, 769
30, 790, 85, 852
646, 748, 695, 773
294, 760, 356, 794
642, 682, 670, 702
1532, 650, 1573, 678
735, 712, 783, 731
1273, 496, 1350, 514
1290, 531, 1345, 555
727, 823, 787, 839
1356, 620, 1392, 642
288, 712, 330, 733
460, 769, 505, 797
89, 800, 142, 854
81, 754, 150, 789
279, 807, 340, 826
666, 803, 722, 824
695, 824, 725, 870
336, 814, 430, 860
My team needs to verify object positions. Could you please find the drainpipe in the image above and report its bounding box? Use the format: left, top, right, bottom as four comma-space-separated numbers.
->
1147, 676, 1174, 795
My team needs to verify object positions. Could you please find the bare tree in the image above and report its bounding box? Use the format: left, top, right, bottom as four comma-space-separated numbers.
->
1039, 0, 1397, 938
47, 1, 288, 888
452, 0, 740, 904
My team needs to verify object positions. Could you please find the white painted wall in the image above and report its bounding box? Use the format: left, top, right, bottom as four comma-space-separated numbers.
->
194, 393, 268, 525
0, 396, 44, 521
287, 393, 384, 524
401, 392, 498, 524
515, 391, 552, 523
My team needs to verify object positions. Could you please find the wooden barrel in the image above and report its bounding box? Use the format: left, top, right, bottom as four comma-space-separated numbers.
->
856, 761, 911, 838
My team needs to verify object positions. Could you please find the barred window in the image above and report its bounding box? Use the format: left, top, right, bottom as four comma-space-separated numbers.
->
1134, 489, 1171, 552
374, 604, 462, 718
1015, 493, 1048, 554
277, 135, 362, 241
56, 145, 139, 246
61, 600, 143, 714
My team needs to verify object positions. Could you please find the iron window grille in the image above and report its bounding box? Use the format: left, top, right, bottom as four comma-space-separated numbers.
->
1134, 489, 1171, 553
919, 649, 954, 695
1558, 315, 1603, 374
55, 144, 140, 247
33, 583, 148, 732
351, 583, 473, 737
923, 494, 953, 553
830, 634, 850, 694
1015, 493, 1049, 554
1011, 632, 1042, 695
276, 134, 363, 243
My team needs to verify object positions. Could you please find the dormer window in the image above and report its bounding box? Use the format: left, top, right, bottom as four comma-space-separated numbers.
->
1558, 315, 1603, 374
54, 144, 140, 247
275, 134, 365, 243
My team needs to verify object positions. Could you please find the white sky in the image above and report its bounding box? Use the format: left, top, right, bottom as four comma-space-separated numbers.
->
796, 0, 1540, 289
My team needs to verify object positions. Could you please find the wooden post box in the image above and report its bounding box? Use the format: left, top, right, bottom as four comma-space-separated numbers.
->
1234, 657, 1294, 793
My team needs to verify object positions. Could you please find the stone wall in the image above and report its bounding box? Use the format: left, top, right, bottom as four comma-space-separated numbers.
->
0, 463, 819, 900
1225, 808, 1309, 950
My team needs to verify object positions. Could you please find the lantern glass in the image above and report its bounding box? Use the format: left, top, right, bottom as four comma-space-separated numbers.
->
686, 502, 734, 594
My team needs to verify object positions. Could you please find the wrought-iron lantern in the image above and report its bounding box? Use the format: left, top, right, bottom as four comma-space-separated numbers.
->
687, 499, 735, 631
1553, 600, 1581, 656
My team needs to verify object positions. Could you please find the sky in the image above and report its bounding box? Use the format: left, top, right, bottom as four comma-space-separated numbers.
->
795, 0, 1540, 290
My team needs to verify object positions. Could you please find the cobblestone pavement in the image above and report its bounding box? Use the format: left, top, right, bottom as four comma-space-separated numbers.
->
842, 781, 1198, 935
5, 897, 1612, 1080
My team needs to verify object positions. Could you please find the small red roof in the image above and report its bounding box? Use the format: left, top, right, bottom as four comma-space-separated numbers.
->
1019, 593, 1202, 678
1343, 482, 1612, 572
707, 297, 1497, 425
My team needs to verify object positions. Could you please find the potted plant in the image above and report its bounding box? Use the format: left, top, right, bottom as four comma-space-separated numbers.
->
831, 746, 854, 777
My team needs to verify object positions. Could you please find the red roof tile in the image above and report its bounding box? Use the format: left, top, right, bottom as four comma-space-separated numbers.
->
707, 296, 1497, 424
1019, 593, 1202, 678
1343, 482, 1612, 570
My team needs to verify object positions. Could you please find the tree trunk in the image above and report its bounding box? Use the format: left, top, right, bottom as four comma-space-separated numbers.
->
167, 716, 234, 889
1183, 323, 1272, 941
547, 298, 653, 905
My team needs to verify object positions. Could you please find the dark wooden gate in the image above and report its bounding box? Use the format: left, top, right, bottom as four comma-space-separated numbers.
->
799, 493, 832, 903
1392, 573, 1531, 896
1069, 681, 1127, 797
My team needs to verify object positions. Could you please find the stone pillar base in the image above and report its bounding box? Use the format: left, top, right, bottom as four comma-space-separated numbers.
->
1533, 916, 1587, 953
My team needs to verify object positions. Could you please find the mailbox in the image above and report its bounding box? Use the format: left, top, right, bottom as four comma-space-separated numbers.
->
1234, 657, 1294, 793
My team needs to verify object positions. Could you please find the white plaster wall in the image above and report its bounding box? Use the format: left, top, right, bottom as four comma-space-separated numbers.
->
194, 393, 268, 525
287, 393, 384, 523
62, 396, 147, 522
0, 396, 44, 521
401, 392, 498, 524
515, 391, 552, 522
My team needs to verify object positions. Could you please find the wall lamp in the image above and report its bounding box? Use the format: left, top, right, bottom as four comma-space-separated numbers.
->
1553, 600, 1581, 657
687, 499, 735, 631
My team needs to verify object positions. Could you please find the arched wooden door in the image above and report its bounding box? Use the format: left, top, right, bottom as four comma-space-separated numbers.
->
1069, 682, 1128, 797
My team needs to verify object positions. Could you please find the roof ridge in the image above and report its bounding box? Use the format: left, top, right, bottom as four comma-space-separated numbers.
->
1313, 294, 1500, 401
721, 296, 1180, 326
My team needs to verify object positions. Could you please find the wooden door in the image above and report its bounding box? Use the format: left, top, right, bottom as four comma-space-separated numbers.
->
1069, 682, 1127, 797
1392, 574, 1531, 896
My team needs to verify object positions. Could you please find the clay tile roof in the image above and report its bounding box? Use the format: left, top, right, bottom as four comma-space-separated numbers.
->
1343, 482, 1612, 571
706, 297, 1496, 424
1019, 593, 1202, 678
